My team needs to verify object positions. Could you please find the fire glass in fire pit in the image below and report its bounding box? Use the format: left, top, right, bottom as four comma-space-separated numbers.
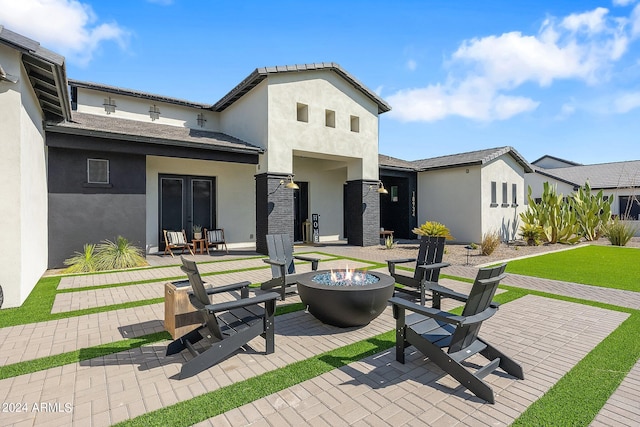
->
296, 269, 395, 327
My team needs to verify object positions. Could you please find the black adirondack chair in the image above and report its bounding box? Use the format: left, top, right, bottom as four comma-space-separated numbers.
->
390, 263, 524, 403
260, 234, 320, 300
387, 235, 450, 305
166, 257, 279, 378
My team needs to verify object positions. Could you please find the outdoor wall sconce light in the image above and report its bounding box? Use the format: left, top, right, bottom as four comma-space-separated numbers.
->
283, 175, 300, 190
0, 64, 19, 84
369, 180, 388, 194
269, 175, 299, 194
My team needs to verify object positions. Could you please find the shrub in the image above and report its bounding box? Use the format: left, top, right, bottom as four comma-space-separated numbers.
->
520, 183, 580, 244
412, 221, 454, 240
602, 219, 637, 246
94, 236, 148, 270
519, 223, 543, 246
384, 236, 395, 249
481, 230, 501, 255
63, 244, 97, 273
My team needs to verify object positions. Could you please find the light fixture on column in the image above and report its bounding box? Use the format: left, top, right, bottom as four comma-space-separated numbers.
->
284, 175, 299, 190
269, 175, 299, 194
369, 180, 388, 194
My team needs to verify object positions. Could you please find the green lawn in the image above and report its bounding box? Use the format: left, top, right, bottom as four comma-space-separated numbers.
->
505, 245, 640, 291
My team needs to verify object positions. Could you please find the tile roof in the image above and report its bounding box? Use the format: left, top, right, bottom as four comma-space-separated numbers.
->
533, 160, 640, 189
213, 62, 391, 114
531, 154, 582, 167
411, 146, 533, 173
378, 154, 417, 171
68, 79, 212, 109
45, 112, 263, 154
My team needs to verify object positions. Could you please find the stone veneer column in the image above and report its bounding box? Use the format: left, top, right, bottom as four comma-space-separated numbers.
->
255, 173, 295, 254
345, 179, 380, 246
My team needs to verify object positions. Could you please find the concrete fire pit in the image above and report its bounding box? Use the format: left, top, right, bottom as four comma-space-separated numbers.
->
296, 270, 395, 327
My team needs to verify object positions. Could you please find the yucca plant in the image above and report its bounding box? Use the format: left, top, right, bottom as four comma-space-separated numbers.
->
63, 244, 97, 273
602, 218, 637, 246
384, 235, 395, 249
94, 236, 147, 271
521, 183, 580, 244
571, 182, 612, 241
519, 223, 543, 246
412, 221, 454, 240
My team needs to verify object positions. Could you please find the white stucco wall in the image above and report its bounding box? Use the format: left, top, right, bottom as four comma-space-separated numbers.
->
417, 166, 482, 243
293, 156, 348, 241
481, 156, 527, 242
145, 156, 257, 252
0, 46, 48, 308
218, 80, 269, 158
76, 87, 221, 130
266, 71, 379, 180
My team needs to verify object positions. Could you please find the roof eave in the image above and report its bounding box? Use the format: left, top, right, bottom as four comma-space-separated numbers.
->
44, 124, 265, 155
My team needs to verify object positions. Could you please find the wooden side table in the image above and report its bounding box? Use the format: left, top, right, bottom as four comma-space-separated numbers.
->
164, 280, 202, 339
192, 238, 206, 254
380, 230, 394, 239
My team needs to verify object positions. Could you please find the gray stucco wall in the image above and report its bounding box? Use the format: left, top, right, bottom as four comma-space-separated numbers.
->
48, 194, 146, 267
47, 146, 147, 268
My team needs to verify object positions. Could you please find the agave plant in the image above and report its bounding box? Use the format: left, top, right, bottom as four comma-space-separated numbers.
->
63, 244, 97, 273
94, 236, 147, 271
412, 221, 454, 240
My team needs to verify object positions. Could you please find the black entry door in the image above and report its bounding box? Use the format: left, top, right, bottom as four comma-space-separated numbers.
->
159, 175, 215, 247
293, 181, 309, 242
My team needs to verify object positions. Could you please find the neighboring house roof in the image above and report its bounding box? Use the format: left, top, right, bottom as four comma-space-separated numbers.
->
45, 112, 264, 154
213, 62, 392, 114
533, 160, 640, 189
68, 79, 212, 109
378, 154, 417, 171
531, 154, 582, 168
0, 25, 71, 121
411, 146, 533, 173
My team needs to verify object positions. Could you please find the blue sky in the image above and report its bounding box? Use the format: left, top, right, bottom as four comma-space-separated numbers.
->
2, 0, 640, 164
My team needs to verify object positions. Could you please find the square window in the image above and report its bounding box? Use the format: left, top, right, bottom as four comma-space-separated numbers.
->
325, 109, 335, 128
350, 115, 360, 132
87, 159, 109, 184
297, 103, 308, 122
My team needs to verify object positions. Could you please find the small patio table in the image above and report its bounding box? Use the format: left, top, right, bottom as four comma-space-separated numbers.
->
192, 239, 206, 254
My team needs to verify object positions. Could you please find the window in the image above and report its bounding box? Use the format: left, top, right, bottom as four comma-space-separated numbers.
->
350, 115, 360, 132
502, 182, 509, 206
490, 181, 497, 206
296, 103, 308, 122
103, 97, 116, 114
390, 186, 398, 202
149, 104, 160, 121
325, 109, 335, 128
87, 159, 109, 184
512, 183, 518, 206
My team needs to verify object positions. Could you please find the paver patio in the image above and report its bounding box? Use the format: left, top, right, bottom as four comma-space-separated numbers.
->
0, 243, 638, 426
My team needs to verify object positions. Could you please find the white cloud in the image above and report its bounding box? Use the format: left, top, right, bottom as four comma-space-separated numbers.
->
613, 91, 640, 112
632, 4, 640, 37
406, 59, 417, 71
555, 102, 576, 120
388, 6, 637, 123
0, 0, 128, 66
613, 0, 637, 7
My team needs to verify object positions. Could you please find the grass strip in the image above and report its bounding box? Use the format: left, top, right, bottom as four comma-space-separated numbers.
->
505, 245, 640, 291
514, 310, 640, 426
0, 332, 171, 380
0, 302, 305, 380
114, 329, 397, 427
